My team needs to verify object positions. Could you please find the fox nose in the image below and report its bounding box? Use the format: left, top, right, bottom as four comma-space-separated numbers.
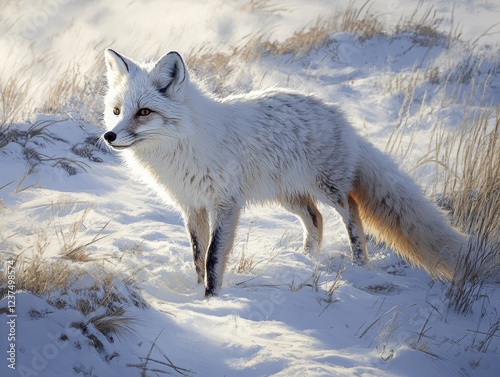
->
103, 131, 117, 143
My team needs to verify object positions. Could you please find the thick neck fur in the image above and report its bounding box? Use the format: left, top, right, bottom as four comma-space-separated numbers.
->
123, 82, 238, 209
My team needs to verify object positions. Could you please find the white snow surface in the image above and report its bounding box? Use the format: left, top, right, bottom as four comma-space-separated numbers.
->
1, 1, 500, 376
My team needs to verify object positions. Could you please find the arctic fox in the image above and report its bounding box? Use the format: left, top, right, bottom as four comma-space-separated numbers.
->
103, 49, 465, 297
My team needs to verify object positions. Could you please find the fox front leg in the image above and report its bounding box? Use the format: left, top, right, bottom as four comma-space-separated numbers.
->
204, 205, 240, 297
185, 208, 210, 284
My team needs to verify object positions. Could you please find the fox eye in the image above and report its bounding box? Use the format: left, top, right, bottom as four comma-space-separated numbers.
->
113, 107, 120, 116
138, 108, 152, 116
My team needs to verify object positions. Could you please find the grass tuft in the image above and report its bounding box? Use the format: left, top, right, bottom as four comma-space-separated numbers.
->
258, 18, 332, 57
87, 306, 136, 339
339, 0, 385, 41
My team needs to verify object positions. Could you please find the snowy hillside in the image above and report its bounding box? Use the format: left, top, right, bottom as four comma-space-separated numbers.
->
1, 1, 499, 376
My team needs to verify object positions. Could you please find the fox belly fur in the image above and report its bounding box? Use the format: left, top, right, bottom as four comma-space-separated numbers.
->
103, 49, 466, 297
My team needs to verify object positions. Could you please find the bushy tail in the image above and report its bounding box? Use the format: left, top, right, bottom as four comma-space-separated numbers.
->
350, 140, 467, 280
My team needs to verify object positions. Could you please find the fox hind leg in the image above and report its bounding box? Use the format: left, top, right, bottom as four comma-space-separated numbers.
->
281, 194, 323, 254
345, 195, 368, 265
318, 177, 368, 265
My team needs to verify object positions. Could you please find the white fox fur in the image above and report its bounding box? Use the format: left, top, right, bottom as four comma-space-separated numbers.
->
103, 49, 466, 297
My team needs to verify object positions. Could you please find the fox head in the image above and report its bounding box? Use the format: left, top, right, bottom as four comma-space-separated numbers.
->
102, 49, 190, 150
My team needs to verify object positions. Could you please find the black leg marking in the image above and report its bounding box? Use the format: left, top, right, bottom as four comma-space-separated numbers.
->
205, 226, 222, 297
307, 205, 319, 229
347, 220, 365, 266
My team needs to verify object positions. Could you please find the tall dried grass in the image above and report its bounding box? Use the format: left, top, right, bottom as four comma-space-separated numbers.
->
440, 105, 499, 314
388, 72, 499, 314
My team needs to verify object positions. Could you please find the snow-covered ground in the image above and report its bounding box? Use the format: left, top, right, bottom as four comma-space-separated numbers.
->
1, 1, 500, 376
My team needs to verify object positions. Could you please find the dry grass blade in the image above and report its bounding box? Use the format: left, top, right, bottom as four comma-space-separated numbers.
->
0, 179, 16, 191
318, 265, 346, 315
357, 305, 398, 339
474, 320, 500, 353
385, 68, 420, 156
128, 330, 192, 376
236, 220, 258, 273
60, 220, 111, 262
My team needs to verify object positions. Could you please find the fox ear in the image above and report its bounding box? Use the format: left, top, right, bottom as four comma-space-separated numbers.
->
153, 51, 188, 98
104, 49, 134, 86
